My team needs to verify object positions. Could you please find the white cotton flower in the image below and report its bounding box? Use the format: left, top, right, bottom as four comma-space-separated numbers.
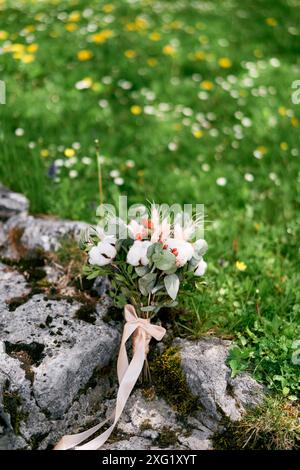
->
127, 240, 152, 266
89, 239, 117, 266
165, 238, 194, 267
194, 259, 207, 276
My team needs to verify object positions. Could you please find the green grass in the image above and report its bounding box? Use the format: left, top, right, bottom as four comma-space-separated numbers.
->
0, 0, 300, 400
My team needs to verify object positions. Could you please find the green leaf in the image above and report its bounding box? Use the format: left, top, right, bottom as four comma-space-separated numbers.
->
147, 242, 163, 259
164, 274, 180, 300
135, 265, 150, 277
229, 359, 240, 378
138, 272, 157, 296
152, 251, 176, 271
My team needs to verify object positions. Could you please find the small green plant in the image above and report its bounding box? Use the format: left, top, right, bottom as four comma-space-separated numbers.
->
214, 397, 300, 450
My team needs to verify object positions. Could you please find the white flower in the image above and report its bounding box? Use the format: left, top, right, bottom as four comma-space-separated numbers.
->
114, 177, 124, 186
127, 220, 147, 240
165, 238, 194, 267
110, 170, 120, 178
89, 239, 117, 266
127, 240, 152, 266
194, 259, 207, 276
69, 170, 78, 178
216, 177, 227, 186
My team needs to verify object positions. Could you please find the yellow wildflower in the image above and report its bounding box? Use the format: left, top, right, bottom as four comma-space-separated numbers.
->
77, 50, 93, 61
193, 130, 204, 139
27, 44, 39, 53
235, 261, 247, 271
130, 105, 142, 115
200, 80, 214, 91
64, 148, 75, 158
149, 32, 161, 41
23, 25, 35, 34
102, 4, 114, 13
291, 117, 299, 127
20, 54, 35, 64
147, 57, 158, 67
218, 57, 232, 68
0, 31, 8, 40
40, 149, 49, 158
124, 49, 137, 59
69, 11, 81, 22
278, 106, 287, 116
65, 23, 78, 32
195, 51, 206, 61
280, 142, 288, 151
265, 17, 278, 27
91, 29, 113, 43
162, 45, 175, 55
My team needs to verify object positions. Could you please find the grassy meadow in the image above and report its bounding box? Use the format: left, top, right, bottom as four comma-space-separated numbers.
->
0, 0, 300, 412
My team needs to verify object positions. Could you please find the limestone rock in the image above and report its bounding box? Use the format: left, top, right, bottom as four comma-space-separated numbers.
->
0, 185, 29, 221
175, 337, 265, 431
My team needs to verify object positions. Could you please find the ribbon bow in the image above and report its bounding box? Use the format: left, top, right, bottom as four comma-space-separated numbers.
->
54, 305, 166, 450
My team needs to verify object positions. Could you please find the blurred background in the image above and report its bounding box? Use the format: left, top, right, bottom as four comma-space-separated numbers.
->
0, 0, 300, 398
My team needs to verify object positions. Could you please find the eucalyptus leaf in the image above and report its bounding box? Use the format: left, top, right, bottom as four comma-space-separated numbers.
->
152, 250, 176, 271
164, 274, 180, 300
135, 265, 150, 277
138, 272, 157, 296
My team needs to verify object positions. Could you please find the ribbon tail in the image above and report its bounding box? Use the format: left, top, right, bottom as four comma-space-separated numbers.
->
53, 414, 113, 450
75, 333, 146, 450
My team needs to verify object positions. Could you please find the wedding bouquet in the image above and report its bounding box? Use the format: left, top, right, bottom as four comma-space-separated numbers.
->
55, 206, 207, 450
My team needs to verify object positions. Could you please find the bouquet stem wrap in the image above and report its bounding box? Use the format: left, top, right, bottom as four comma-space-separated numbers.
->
54, 304, 166, 450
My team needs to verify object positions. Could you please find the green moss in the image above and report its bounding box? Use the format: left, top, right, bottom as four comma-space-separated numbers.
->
156, 426, 178, 448
150, 347, 199, 416
3, 389, 27, 434
213, 397, 300, 450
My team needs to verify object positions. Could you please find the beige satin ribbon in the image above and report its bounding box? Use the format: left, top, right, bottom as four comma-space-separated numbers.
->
54, 304, 166, 450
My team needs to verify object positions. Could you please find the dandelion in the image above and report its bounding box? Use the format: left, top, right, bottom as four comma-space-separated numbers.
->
265, 17, 278, 27
0, 31, 8, 40
130, 105, 142, 115
278, 106, 287, 116
280, 142, 288, 151
149, 32, 161, 41
193, 130, 204, 139
124, 49, 137, 59
68, 11, 81, 22
64, 148, 75, 158
194, 51, 206, 60
20, 54, 35, 63
218, 57, 232, 68
40, 149, 49, 158
147, 58, 158, 67
200, 80, 214, 90
77, 50, 93, 61
27, 44, 38, 53
69, 170, 78, 179
216, 177, 227, 186
91, 29, 113, 43
162, 45, 175, 55
65, 23, 78, 32
291, 117, 299, 127
235, 261, 247, 271
102, 4, 114, 13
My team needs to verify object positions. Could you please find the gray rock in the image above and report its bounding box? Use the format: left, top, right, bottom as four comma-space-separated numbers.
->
0, 263, 31, 313
2, 212, 88, 255
0, 185, 29, 221
175, 337, 265, 430
0, 295, 120, 419
178, 429, 213, 450
103, 436, 153, 450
